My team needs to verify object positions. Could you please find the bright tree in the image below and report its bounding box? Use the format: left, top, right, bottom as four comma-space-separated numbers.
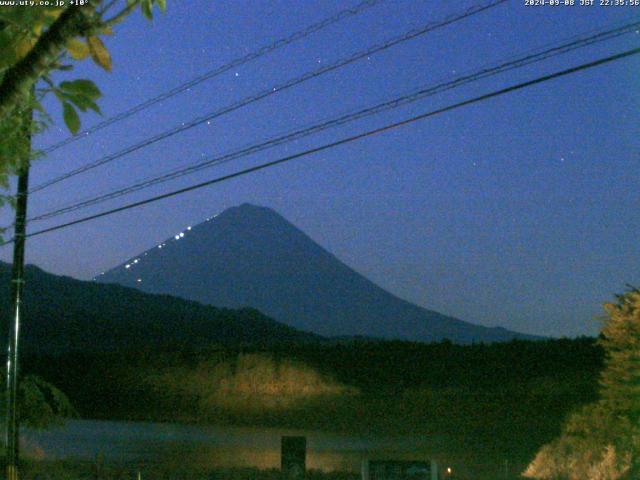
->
523, 288, 640, 480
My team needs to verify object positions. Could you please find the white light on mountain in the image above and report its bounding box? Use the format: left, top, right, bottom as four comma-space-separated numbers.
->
137, 279, 142, 283
125, 264, 130, 269
180, 232, 185, 238
134, 259, 139, 264
175, 235, 180, 240
187, 226, 192, 230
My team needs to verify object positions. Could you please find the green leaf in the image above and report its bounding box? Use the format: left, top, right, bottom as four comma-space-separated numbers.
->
62, 102, 80, 134
88, 101, 101, 114
0, 32, 17, 71
59, 79, 101, 100
66, 38, 90, 60
65, 94, 101, 114
156, 0, 167, 12
141, 0, 153, 20
32, 100, 46, 114
65, 94, 88, 112
15, 37, 36, 59
87, 36, 112, 72
0, 9, 32, 27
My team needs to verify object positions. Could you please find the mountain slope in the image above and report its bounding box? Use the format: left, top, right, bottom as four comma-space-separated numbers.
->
0, 262, 318, 354
98, 204, 537, 343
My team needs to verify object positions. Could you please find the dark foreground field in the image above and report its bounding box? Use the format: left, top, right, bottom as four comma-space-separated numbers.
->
18, 462, 359, 480
21, 337, 603, 479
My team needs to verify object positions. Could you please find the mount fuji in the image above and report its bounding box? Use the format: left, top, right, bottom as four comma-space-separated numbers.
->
97, 203, 537, 343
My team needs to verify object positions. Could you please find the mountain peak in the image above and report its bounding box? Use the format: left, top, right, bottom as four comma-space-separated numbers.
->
237, 202, 272, 212
218, 203, 283, 222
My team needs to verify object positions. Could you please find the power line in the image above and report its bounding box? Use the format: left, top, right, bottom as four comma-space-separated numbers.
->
40, 0, 386, 154
29, 0, 507, 194
25, 19, 640, 224
33, 0, 504, 191
16, 46, 639, 242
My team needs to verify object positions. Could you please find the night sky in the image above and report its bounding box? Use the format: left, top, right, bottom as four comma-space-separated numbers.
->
2, 0, 638, 338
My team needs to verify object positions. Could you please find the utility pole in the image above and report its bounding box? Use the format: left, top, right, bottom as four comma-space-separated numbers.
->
5, 96, 33, 480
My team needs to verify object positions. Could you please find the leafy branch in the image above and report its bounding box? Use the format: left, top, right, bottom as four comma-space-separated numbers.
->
0, 0, 166, 143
